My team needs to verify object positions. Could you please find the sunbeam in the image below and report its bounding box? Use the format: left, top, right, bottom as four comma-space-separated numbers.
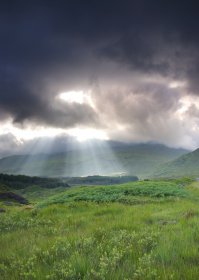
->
17, 138, 53, 176
62, 139, 126, 177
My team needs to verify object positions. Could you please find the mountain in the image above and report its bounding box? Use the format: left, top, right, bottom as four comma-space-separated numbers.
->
0, 142, 188, 178
154, 148, 199, 177
110, 143, 188, 177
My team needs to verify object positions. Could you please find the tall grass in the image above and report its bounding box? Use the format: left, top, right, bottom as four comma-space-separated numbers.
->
37, 180, 188, 208
0, 179, 199, 279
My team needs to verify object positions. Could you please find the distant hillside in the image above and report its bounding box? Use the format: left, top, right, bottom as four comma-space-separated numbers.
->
154, 148, 199, 177
112, 143, 188, 178
0, 174, 71, 204
0, 142, 188, 177
0, 183, 28, 205
0, 173, 70, 190
65, 175, 138, 185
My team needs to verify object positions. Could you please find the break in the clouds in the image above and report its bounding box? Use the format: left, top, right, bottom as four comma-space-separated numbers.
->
1, 0, 199, 153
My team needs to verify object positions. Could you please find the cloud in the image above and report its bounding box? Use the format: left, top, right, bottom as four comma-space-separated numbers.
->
1, 1, 199, 149
0, 133, 79, 157
0, 133, 21, 157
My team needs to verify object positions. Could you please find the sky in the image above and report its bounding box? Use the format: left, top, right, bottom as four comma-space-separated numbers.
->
1, 0, 199, 155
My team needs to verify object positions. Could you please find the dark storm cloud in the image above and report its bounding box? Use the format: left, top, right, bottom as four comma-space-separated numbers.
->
1, 0, 199, 132
93, 82, 185, 141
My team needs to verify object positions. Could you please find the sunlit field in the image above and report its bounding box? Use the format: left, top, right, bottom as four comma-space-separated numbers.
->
1, 178, 199, 279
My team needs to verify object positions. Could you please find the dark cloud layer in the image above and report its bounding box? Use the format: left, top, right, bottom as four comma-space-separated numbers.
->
1, 1, 199, 149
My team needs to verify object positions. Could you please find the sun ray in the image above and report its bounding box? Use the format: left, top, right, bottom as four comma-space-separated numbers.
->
62, 139, 125, 177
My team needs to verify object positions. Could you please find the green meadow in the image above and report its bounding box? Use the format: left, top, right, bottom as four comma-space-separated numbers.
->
1, 178, 199, 279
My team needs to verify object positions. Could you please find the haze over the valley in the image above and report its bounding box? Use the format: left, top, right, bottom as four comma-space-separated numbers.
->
1, 1, 199, 158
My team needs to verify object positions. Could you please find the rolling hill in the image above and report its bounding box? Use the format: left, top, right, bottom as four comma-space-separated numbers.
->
0, 142, 188, 178
0, 174, 70, 204
154, 148, 199, 177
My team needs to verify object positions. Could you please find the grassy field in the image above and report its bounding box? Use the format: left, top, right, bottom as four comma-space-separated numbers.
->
1, 178, 199, 279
